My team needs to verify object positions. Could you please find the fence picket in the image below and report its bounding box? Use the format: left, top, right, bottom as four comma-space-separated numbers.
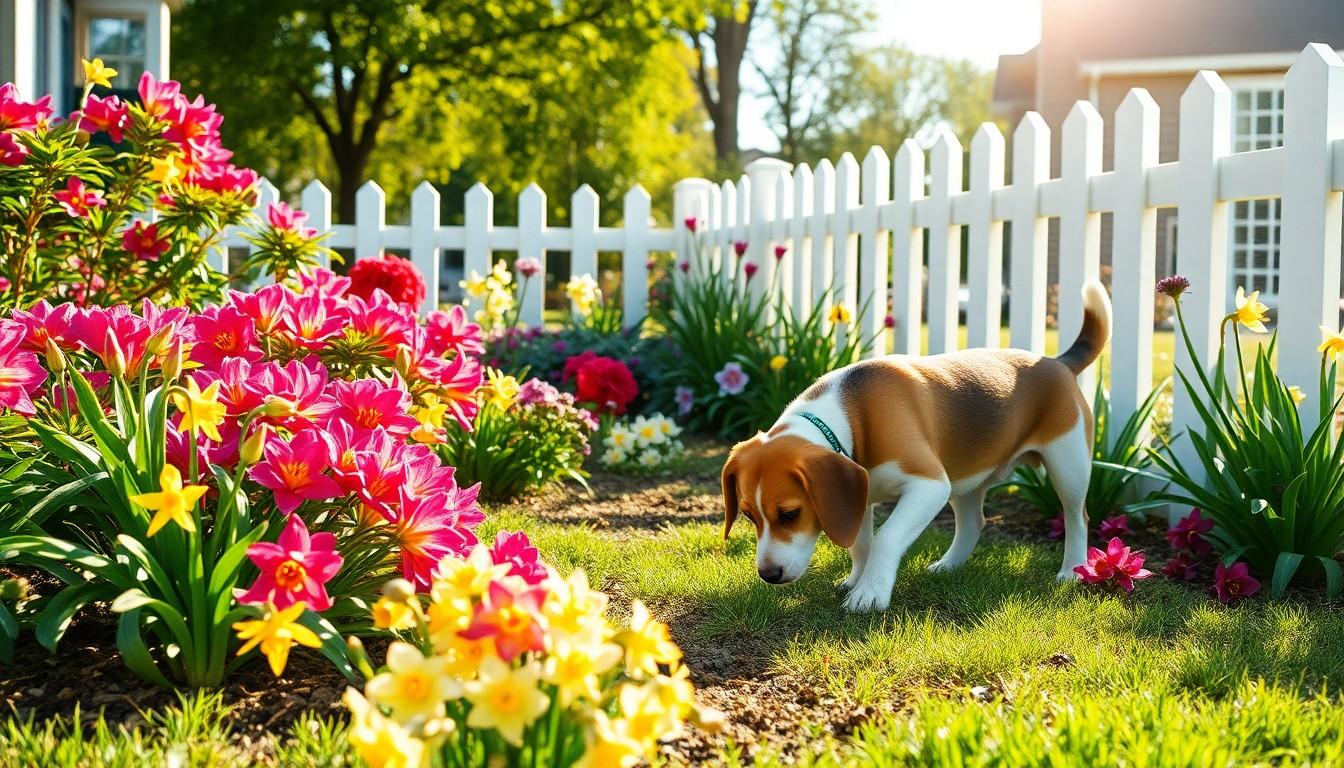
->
464, 182, 493, 286
300, 180, 332, 270
354, 181, 385, 261
409, 181, 440, 317
789, 163, 814, 316
517, 184, 547, 327
810, 159, 836, 316
860, 147, 891, 354
622, 185, 652, 328
967, 124, 1006, 349
1009, 113, 1050, 354
834, 153, 860, 346
927, 132, 963, 354
891, 140, 925, 355
1059, 102, 1103, 397
570, 185, 601, 319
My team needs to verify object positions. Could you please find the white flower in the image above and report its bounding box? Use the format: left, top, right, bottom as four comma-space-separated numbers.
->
637, 450, 660, 468
603, 447, 628, 466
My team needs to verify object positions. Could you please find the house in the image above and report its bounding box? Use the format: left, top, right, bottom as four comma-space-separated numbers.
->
993, 0, 1344, 305
0, 0, 176, 115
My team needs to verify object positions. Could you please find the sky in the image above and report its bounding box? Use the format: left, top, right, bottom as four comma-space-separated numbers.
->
739, 0, 1044, 151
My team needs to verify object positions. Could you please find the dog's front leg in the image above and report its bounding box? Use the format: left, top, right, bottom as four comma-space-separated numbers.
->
843, 477, 950, 612
839, 503, 876, 590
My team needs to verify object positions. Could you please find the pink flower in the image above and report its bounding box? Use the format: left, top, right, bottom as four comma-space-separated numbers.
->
238, 514, 343, 611
514, 257, 542, 279
883, 314, 896, 329
774, 245, 787, 260
78, 94, 130, 143
1098, 515, 1130, 539
743, 262, 758, 280
189, 305, 262, 368
344, 291, 416, 354
267, 201, 316, 239
53, 177, 107, 218
733, 241, 747, 257
459, 580, 547, 661
0, 132, 28, 166
0, 323, 47, 416
350, 446, 408, 514
1162, 551, 1199, 582
390, 487, 482, 590
0, 83, 52, 132
683, 217, 698, 233
674, 385, 694, 417
1048, 514, 1065, 540
1213, 561, 1260, 603
1167, 508, 1214, 558
1073, 537, 1152, 593
714, 361, 749, 396
227, 283, 293, 334
677, 261, 690, 273
280, 292, 347, 350
121, 220, 171, 261
248, 359, 337, 427
164, 93, 223, 152
249, 429, 344, 513
425, 306, 484, 358
325, 378, 417, 435
432, 353, 483, 431
137, 72, 181, 119
298, 267, 351, 299
489, 531, 547, 586
7, 301, 77, 352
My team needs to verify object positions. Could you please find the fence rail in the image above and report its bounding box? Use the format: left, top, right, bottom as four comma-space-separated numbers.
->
228, 44, 1344, 479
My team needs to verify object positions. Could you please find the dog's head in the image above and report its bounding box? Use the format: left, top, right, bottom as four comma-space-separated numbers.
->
721, 433, 868, 584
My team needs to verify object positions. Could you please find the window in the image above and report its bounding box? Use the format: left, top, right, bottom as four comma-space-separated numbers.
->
1230, 85, 1284, 300
86, 16, 146, 89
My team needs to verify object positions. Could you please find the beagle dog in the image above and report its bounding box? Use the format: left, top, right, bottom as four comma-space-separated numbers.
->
722, 282, 1111, 612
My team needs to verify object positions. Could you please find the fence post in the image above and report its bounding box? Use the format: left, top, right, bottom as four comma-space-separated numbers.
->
1059, 102, 1103, 397
810, 159, 836, 317
774, 173, 794, 316
789, 163, 814, 317
1279, 44, 1344, 421
354, 181, 385, 261
517, 184, 547, 327
928, 132, 963, 354
1010, 113, 1050, 354
464, 182, 493, 286
1172, 71, 1232, 504
622, 185, 652, 328
892, 140, 925, 355
247, 179, 279, 286
1110, 89, 1160, 433
672, 178, 712, 282
967, 124, 1006, 349
410, 181, 440, 316
301, 180, 333, 270
719, 179, 738, 290
745, 158, 792, 307
570, 185, 601, 320
859, 146, 891, 355
834, 153, 860, 345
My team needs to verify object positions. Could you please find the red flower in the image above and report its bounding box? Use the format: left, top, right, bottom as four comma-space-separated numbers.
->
1167, 508, 1214, 558
683, 217, 698, 233
1098, 515, 1130, 538
348, 254, 427, 309
0, 83, 52, 132
743, 262, 759, 280
0, 133, 27, 167
774, 245, 787, 260
78, 94, 130, 143
1074, 537, 1152, 593
121, 220, 171, 261
733, 240, 747, 256
562, 351, 638, 415
1162, 551, 1199, 582
53, 177, 106, 218
1213, 561, 1260, 603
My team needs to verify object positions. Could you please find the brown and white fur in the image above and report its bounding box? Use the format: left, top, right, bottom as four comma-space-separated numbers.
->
721, 282, 1112, 612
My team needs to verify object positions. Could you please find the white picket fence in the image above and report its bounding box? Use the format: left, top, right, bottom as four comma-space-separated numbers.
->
226, 44, 1344, 470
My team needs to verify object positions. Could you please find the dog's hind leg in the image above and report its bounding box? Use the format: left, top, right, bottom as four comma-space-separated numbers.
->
1039, 420, 1092, 580
928, 487, 986, 572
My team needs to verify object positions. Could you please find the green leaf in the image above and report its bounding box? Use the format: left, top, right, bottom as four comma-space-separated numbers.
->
115, 608, 173, 689
1318, 556, 1342, 601
0, 602, 15, 664
297, 610, 360, 685
36, 581, 119, 651
1270, 552, 1305, 599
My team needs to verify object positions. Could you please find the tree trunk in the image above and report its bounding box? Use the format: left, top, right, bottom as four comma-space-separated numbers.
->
334, 149, 368, 225
710, 11, 751, 164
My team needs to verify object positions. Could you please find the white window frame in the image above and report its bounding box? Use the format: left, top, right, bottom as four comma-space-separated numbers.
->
1226, 73, 1285, 305
73, 0, 169, 89
79, 12, 148, 90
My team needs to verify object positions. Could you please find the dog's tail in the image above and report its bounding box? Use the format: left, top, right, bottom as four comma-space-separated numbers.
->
1056, 281, 1112, 375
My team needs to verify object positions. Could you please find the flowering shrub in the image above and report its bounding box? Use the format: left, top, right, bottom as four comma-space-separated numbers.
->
563, 351, 639, 416
483, 325, 666, 415
349, 253, 428, 308
440, 374, 596, 501
602, 413, 685, 469
655, 226, 875, 437
1147, 277, 1344, 599
341, 533, 720, 767
0, 268, 487, 686
0, 68, 325, 310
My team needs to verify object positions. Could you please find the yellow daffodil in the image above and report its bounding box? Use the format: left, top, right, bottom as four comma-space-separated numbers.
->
827, 303, 852, 326
148, 154, 185, 186
618, 680, 683, 745
1232, 286, 1270, 333
769, 355, 788, 371
463, 656, 550, 746
1288, 385, 1307, 405
544, 637, 623, 705
371, 596, 418, 631
232, 601, 321, 676
414, 392, 448, 429
577, 711, 644, 768
437, 629, 497, 679
171, 378, 227, 442
343, 687, 428, 768
82, 58, 117, 88
490, 260, 514, 287
433, 545, 508, 605
566, 274, 601, 316
543, 569, 611, 645
481, 368, 520, 411
365, 641, 461, 722
1319, 326, 1344, 360
129, 464, 207, 536
460, 272, 489, 300
620, 600, 681, 678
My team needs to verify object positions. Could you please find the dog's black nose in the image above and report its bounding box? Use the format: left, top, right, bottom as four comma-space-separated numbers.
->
759, 565, 785, 584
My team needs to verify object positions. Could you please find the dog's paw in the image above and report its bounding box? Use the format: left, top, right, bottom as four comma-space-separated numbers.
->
838, 572, 862, 591
1055, 566, 1082, 582
926, 558, 963, 573
842, 582, 891, 612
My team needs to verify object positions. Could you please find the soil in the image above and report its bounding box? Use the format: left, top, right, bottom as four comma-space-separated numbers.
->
0, 439, 1190, 765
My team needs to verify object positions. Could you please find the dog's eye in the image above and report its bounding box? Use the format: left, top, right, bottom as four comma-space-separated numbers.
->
778, 508, 801, 523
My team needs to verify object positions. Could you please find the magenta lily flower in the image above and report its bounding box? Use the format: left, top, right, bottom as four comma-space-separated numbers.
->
53, 177, 107, 218
424, 305, 484, 358
1098, 515, 1130, 538
249, 429, 344, 513
1168, 508, 1214, 558
1213, 561, 1260, 603
238, 514, 343, 611
189, 305, 262, 369
0, 322, 47, 416
325, 377, 417, 435
389, 487, 482, 590
490, 531, 547, 586
1074, 537, 1152, 593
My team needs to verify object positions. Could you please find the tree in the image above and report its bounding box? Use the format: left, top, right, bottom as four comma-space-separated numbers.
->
680, 1, 760, 168
174, 1, 678, 222
751, 0, 870, 164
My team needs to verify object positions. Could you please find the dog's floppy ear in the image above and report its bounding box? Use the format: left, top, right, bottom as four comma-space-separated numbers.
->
721, 451, 741, 540
795, 450, 868, 548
